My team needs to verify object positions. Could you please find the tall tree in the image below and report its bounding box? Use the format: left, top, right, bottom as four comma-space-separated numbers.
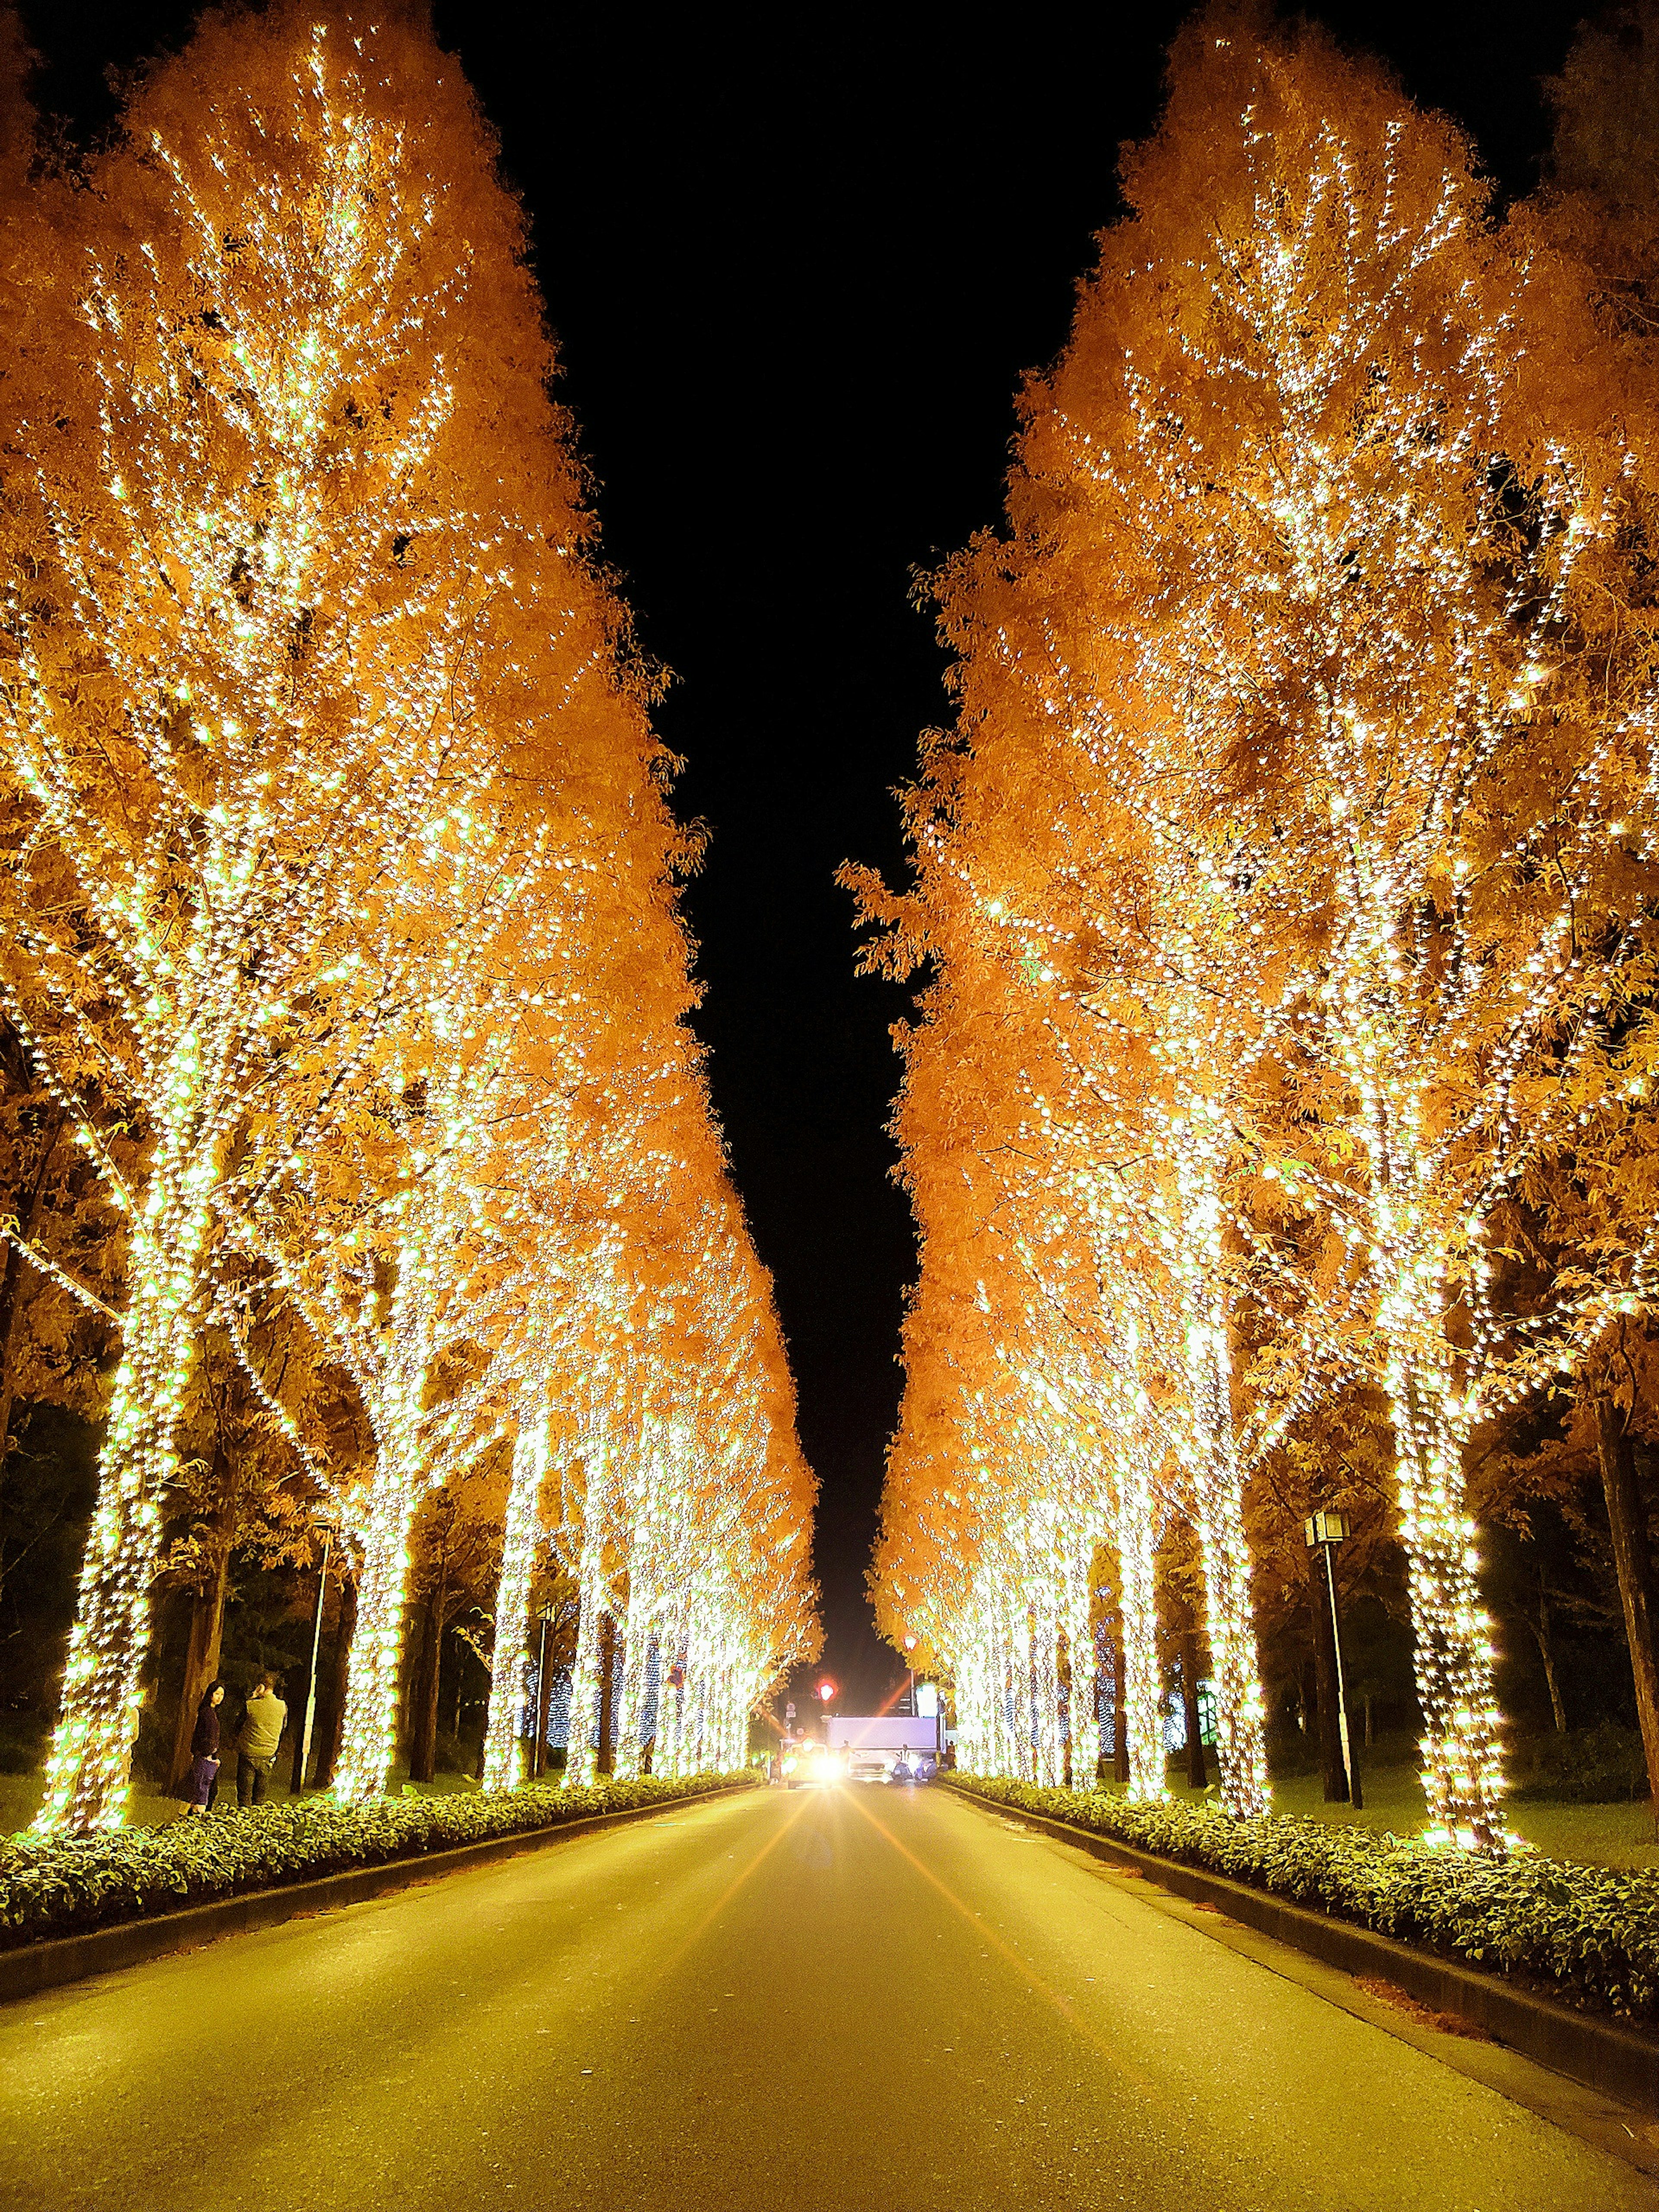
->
857, 1, 1659, 1850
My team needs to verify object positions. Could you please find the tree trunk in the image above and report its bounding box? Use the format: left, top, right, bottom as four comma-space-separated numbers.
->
35, 1235, 212, 1837
1390, 1361, 1505, 1846
1527, 1595, 1568, 1734
597, 1613, 616, 1777
1310, 1564, 1349, 1803
316, 1570, 358, 1791
167, 1545, 230, 1792
1112, 1637, 1130, 1785
333, 1440, 426, 1802
1180, 1629, 1208, 1790
480, 1427, 542, 1790
407, 1580, 444, 1785
535, 1626, 556, 1774
1596, 1395, 1659, 1805
1058, 1630, 1073, 1791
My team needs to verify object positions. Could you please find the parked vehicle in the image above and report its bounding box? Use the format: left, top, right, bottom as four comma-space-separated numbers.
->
830, 1715, 944, 1784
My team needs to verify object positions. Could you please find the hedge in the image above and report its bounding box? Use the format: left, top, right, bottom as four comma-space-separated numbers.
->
0, 1770, 757, 1949
949, 1773, 1659, 2021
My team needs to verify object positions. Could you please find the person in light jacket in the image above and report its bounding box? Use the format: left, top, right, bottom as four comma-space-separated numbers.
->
235, 1672, 287, 1808
181, 1681, 224, 1815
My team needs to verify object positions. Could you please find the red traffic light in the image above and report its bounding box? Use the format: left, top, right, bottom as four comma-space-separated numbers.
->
816, 1678, 836, 1703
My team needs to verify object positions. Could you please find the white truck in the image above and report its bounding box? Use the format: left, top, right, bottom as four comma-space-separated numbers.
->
829, 1713, 944, 1784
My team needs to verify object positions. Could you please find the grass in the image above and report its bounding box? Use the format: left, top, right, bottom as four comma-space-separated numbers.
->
0, 1759, 483, 1837
1147, 1741, 1659, 1872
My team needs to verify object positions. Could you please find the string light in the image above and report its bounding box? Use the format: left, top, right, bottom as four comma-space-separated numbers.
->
856, 13, 1658, 1851
5, 5, 817, 1835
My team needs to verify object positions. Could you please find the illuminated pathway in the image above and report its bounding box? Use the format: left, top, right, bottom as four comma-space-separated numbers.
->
1, 1785, 1653, 2211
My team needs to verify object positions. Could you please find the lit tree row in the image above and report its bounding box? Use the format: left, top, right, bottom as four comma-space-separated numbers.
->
855, 6, 1659, 1849
0, 3, 816, 1835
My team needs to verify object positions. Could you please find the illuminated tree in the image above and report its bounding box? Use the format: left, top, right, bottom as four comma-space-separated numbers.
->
3, 3, 817, 1831
859, 3, 1659, 1850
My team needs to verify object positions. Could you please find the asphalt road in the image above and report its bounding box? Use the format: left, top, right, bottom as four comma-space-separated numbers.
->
2, 1783, 1654, 2212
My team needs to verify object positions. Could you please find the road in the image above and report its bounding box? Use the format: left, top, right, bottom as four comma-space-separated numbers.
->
2, 1783, 1654, 2211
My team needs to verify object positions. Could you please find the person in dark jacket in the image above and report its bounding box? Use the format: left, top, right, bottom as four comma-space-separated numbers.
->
182, 1681, 225, 1815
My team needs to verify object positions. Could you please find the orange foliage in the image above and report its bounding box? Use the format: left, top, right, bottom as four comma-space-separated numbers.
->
854, 3, 1659, 1845
0, 3, 814, 1832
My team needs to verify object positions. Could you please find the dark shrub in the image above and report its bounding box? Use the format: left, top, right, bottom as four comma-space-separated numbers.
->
1509, 1723, 1649, 1804
0, 1770, 756, 1948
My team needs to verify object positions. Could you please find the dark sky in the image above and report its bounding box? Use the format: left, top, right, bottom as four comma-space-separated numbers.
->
27, 1, 1585, 1710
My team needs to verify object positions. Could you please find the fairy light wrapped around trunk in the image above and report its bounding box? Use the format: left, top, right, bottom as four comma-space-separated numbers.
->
858, 10, 1659, 1853
1115, 1440, 1166, 1803
481, 1421, 548, 1792
0, 4, 819, 1833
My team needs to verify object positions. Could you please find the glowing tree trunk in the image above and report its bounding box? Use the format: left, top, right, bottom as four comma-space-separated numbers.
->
679, 1643, 702, 1774
33, 1194, 212, 1834
563, 1549, 605, 1789
334, 1494, 416, 1802
951, 1648, 978, 1770
656, 1634, 686, 1778
1362, 1068, 1508, 1846
1002, 1612, 1023, 1778
1173, 1148, 1271, 1817
976, 1639, 999, 1774
1190, 1447, 1269, 1815
613, 1604, 646, 1779
691, 1627, 718, 1771
638, 1638, 663, 1774
1062, 1573, 1099, 1786
1389, 1348, 1506, 1846
333, 1276, 434, 1801
1116, 1449, 1166, 1801
1030, 1593, 1063, 1785
481, 1424, 547, 1792
969, 1647, 994, 1774
993, 1613, 1017, 1777
709, 1661, 731, 1771
704, 1662, 724, 1773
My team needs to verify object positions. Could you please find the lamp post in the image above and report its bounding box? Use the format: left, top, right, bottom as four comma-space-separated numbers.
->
1303, 1508, 1362, 1810
903, 1634, 917, 1716
291, 1528, 333, 1798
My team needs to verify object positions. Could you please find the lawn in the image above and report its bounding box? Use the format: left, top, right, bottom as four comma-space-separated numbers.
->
1154, 1750, 1659, 1871
0, 1761, 481, 1837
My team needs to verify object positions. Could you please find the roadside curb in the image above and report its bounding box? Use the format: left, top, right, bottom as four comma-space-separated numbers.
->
946, 1781, 1659, 2113
0, 1782, 753, 2008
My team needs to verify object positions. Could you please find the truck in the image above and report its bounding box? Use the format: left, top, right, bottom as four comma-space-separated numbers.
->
828, 1713, 944, 1784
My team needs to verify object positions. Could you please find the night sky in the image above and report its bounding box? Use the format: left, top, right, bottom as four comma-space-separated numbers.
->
27, 1, 1586, 1709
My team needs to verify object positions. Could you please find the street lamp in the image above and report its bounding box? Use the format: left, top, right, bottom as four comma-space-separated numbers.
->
903, 1634, 917, 1716
291, 1526, 334, 1797
1304, 1507, 1362, 1809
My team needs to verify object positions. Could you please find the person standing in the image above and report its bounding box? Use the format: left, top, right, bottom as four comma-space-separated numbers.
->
181, 1681, 224, 1815
235, 1672, 287, 1808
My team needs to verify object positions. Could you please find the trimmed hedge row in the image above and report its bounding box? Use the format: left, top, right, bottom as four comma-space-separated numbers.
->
0, 1770, 757, 1948
949, 1773, 1659, 2021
